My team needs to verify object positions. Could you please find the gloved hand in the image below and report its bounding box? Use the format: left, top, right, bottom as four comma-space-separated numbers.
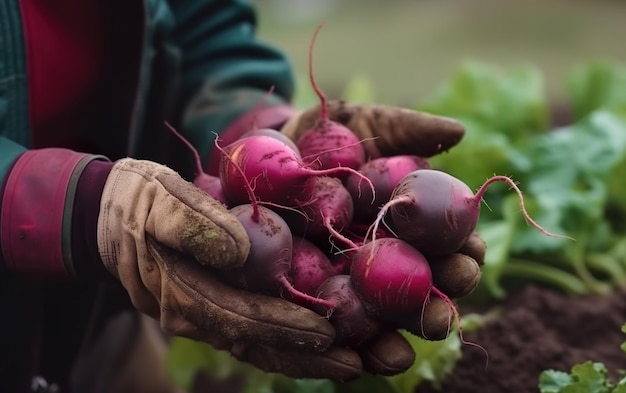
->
0, 150, 415, 382
97, 158, 420, 380
280, 100, 466, 159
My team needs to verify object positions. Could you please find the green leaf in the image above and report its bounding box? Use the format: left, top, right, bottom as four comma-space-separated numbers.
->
471, 218, 516, 299
539, 362, 612, 393
512, 111, 626, 256
336, 374, 397, 393
387, 331, 462, 393
567, 61, 626, 121
539, 370, 573, 393
165, 337, 235, 391
614, 378, 626, 393
428, 117, 531, 213
417, 61, 549, 139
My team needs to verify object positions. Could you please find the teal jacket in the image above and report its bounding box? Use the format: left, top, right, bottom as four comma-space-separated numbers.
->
0, 1, 297, 390
0, 0, 295, 181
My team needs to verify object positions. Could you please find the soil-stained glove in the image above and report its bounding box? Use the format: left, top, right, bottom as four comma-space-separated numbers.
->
115, 160, 414, 379
95, 159, 337, 354
1, 147, 418, 381
144, 238, 416, 380
280, 100, 466, 159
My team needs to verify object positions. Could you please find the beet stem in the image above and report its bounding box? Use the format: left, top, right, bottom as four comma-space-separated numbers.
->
308, 22, 329, 122
278, 275, 335, 310
301, 166, 376, 204
430, 286, 489, 368
300, 137, 377, 166
473, 175, 573, 241
324, 216, 359, 250
212, 134, 261, 221
164, 121, 204, 177
364, 195, 413, 276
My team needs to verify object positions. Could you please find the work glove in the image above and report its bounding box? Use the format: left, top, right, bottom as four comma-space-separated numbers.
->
0, 149, 416, 382
280, 100, 466, 159
96, 158, 417, 381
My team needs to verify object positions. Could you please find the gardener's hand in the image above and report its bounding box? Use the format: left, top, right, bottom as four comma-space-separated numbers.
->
280, 100, 466, 159
145, 238, 416, 381
97, 158, 419, 381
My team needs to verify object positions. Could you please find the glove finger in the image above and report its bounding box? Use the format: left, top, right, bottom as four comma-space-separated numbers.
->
231, 343, 363, 382
147, 238, 335, 353
430, 253, 482, 299
339, 102, 465, 158
458, 231, 487, 266
152, 170, 251, 269
358, 329, 416, 376
281, 101, 465, 158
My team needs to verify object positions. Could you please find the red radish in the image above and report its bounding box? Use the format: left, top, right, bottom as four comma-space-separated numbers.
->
345, 155, 430, 223
295, 23, 366, 177
312, 275, 382, 347
279, 177, 355, 247
349, 238, 433, 318
371, 169, 568, 257
164, 122, 228, 205
216, 141, 335, 311
286, 237, 337, 307
327, 226, 394, 275
217, 134, 374, 207
350, 237, 488, 357
225, 205, 330, 309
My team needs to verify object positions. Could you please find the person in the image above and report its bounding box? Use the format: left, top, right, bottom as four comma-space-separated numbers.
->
0, 0, 485, 392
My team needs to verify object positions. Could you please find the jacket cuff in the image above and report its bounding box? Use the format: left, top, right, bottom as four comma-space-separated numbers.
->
0, 149, 107, 279
206, 104, 295, 175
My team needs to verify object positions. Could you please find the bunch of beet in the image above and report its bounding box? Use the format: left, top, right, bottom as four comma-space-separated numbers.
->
164, 24, 565, 354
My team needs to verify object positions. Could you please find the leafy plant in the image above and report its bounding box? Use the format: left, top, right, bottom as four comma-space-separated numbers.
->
417, 60, 626, 300
538, 323, 626, 393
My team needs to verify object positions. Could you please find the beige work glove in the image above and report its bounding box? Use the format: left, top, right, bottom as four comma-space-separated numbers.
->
280, 100, 466, 158
96, 158, 414, 381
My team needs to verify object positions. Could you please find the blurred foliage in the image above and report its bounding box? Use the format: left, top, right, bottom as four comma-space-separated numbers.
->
412, 61, 626, 300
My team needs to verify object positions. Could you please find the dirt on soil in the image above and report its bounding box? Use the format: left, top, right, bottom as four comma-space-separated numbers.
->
418, 285, 626, 393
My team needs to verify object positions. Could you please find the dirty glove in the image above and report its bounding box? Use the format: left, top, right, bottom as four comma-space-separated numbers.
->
0, 148, 413, 381
92, 159, 357, 379
96, 159, 416, 380
280, 100, 466, 159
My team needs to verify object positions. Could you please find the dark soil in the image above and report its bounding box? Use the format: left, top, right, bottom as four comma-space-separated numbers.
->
418, 285, 626, 393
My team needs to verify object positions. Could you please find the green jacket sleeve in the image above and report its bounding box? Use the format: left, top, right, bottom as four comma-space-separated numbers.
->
0, 137, 27, 186
169, 0, 297, 175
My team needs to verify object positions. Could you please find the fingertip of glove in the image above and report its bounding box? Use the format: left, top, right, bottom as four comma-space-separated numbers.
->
458, 231, 487, 266
359, 330, 416, 376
